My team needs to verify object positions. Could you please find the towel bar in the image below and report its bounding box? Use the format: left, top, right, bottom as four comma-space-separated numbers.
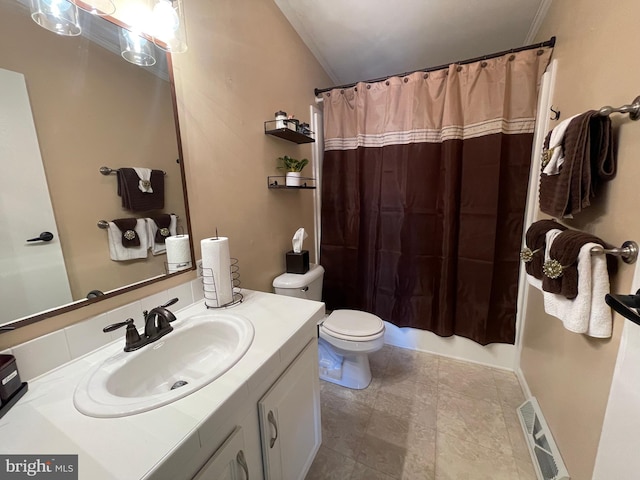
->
100, 166, 167, 176
598, 95, 640, 120
97, 214, 179, 229
590, 240, 638, 264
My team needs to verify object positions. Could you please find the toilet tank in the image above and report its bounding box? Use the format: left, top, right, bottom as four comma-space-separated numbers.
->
272, 264, 324, 301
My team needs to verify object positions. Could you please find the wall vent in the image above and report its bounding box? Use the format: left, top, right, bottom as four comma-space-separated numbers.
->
517, 397, 570, 480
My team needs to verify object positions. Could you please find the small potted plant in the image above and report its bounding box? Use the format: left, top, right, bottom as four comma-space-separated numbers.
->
278, 155, 309, 187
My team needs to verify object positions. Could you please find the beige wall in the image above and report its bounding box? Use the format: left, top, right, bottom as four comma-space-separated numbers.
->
0, 0, 330, 350
521, 1, 640, 478
0, 1, 183, 300
171, 0, 331, 291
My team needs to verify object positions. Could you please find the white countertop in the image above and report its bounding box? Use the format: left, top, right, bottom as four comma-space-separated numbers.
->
0, 290, 324, 480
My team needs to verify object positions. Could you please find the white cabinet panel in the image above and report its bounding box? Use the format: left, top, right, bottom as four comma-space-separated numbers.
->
193, 427, 249, 480
258, 339, 321, 480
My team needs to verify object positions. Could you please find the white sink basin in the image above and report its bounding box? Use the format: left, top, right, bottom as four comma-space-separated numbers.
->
74, 312, 254, 418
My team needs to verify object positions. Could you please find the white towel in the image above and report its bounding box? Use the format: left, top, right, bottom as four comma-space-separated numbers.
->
107, 218, 149, 261
133, 167, 153, 193
542, 114, 580, 175
146, 214, 178, 255
527, 231, 612, 338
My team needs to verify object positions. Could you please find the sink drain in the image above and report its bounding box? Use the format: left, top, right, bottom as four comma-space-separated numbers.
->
170, 380, 188, 390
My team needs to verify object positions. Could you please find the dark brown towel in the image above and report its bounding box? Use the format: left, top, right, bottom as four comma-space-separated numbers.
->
112, 218, 141, 248
523, 219, 568, 279
151, 214, 172, 244
117, 168, 165, 212
539, 111, 615, 218
542, 230, 606, 299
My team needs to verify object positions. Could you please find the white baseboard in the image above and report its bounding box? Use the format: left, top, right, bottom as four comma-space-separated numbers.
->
515, 366, 533, 399
383, 322, 517, 370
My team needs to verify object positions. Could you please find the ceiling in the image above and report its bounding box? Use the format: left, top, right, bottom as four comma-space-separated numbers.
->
274, 0, 552, 88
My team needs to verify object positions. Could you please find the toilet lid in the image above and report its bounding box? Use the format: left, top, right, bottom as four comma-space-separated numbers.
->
322, 310, 384, 338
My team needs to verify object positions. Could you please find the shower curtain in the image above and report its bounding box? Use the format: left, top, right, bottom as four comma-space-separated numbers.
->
320, 47, 552, 345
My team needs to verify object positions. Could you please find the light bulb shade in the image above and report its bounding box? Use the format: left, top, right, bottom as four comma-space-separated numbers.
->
151, 0, 187, 53
70, 0, 116, 16
119, 29, 157, 67
30, 0, 82, 36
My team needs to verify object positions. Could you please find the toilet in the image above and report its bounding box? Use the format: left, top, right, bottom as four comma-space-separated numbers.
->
272, 264, 385, 389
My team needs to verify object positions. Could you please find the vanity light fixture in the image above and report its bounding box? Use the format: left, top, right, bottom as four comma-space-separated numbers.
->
151, 0, 187, 53
70, 0, 116, 16
29, 0, 82, 36
119, 28, 156, 67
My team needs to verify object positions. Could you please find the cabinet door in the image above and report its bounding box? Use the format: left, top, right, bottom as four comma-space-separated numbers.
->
258, 339, 321, 480
193, 427, 250, 480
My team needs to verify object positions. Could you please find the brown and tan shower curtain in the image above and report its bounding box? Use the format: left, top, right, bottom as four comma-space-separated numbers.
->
320, 47, 552, 345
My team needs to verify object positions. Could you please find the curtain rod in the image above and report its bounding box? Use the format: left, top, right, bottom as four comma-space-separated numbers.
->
314, 36, 556, 97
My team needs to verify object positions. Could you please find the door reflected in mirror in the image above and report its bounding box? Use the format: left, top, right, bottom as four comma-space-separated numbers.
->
0, 1, 193, 329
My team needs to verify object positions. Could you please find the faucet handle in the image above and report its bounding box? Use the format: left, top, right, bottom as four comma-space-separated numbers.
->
103, 318, 135, 333
161, 297, 179, 308
103, 318, 142, 352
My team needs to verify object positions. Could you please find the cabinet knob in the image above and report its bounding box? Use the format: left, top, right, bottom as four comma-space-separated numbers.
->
267, 410, 279, 448
236, 450, 249, 479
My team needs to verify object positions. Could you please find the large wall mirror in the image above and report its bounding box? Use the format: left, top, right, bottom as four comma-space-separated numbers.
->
0, 0, 193, 330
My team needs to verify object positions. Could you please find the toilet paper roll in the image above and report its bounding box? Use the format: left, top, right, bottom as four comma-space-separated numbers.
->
201, 236, 233, 307
166, 235, 192, 273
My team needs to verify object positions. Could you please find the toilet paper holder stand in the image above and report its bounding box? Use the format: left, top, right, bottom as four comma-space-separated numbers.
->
199, 258, 243, 308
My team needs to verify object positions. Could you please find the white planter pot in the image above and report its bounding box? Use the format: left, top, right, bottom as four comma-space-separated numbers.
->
286, 172, 303, 187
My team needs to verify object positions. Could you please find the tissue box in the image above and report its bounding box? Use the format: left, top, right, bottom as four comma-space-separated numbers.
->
0, 355, 21, 404
286, 250, 309, 274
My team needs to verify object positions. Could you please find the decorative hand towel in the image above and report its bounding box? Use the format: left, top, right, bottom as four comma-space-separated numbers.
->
542, 230, 607, 299
146, 214, 177, 255
522, 219, 567, 279
541, 242, 612, 338
107, 218, 148, 261
527, 229, 563, 291
539, 111, 615, 218
112, 218, 141, 248
133, 167, 153, 193
117, 168, 165, 212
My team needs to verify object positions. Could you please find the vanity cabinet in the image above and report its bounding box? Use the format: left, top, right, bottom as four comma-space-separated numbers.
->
258, 340, 321, 480
192, 427, 249, 480
190, 338, 321, 480
0, 290, 324, 480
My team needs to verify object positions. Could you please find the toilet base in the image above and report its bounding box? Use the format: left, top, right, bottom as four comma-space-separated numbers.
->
319, 350, 372, 390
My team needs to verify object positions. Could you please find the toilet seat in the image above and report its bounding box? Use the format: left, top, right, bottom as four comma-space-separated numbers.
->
320, 310, 384, 342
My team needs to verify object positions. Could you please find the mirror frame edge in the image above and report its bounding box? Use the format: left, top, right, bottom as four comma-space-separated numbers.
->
0, 49, 196, 334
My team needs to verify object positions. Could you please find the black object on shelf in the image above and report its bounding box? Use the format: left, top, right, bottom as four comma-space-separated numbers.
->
0, 382, 28, 420
268, 176, 316, 189
264, 120, 315, 144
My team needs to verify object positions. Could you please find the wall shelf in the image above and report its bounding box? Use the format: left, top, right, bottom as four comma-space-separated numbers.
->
268, 176, 316, 189
264, 120, 315, 144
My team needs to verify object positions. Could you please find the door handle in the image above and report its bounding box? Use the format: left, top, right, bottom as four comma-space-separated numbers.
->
27, 232, 54, 242
267, 410, 278, 448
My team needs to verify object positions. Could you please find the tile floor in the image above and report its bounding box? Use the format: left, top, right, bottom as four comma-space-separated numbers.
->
305, 345, 536, 480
